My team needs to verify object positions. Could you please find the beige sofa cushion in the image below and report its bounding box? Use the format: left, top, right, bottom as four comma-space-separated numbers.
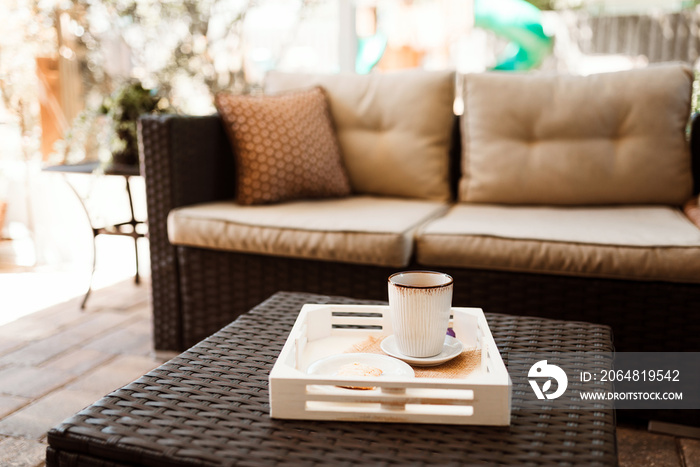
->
416, 204, 700, 283
459, 63, 694, 205
168, 196, 448, 267
265, 70, 455, 201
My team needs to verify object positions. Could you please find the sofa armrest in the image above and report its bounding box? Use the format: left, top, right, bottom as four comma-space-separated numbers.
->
139, 114, 236, 209
138, 114, 235, 350
690, 112, 700, 196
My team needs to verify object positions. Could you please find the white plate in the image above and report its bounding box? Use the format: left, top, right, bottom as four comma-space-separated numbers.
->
380, 335, 464, 367
307, 353, 415, 379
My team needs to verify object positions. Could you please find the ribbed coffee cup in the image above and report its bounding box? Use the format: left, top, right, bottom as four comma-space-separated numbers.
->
388, 271, 453, 358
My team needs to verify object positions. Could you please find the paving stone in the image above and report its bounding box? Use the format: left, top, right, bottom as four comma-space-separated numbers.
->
0, 333, 82, 367
0, 389, 102, 440
124, 292, 151, 311
39, 348, 113, 375
0, 395, 30, 419
0, 311, 141, 367
0, 366, 75, 399
17, 297, 86, 328
0, 435, 47, 467
617, 425, 681, 467
84, 279, 150, 312
84, 319, 154, 356
0, 298, 85, 342
0, 317, 61, 343
681, 438, 700, 467
0, 337, 25, 359
57, 310, 137, 339
65, 354, 160, 397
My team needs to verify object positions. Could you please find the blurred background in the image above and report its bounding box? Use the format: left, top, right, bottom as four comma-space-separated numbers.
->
2, 0, 700, 321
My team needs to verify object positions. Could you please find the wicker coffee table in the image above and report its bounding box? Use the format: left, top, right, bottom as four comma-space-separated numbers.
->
47, 292, 617, 466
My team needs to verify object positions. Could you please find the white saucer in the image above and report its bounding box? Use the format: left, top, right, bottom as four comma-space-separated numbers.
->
307, 353, 415, 378
380, 335, 464, 367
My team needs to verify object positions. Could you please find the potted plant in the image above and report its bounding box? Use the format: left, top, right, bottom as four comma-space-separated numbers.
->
99, 81, 170, 167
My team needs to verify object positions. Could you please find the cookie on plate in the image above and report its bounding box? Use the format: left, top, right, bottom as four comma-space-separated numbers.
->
336, 362, 383, 390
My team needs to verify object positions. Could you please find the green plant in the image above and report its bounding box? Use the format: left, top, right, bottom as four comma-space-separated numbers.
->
99, 81, 170, 166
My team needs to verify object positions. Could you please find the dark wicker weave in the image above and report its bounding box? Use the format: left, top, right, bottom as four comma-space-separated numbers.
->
138, 113, 700, 354
47, 292, 617, 467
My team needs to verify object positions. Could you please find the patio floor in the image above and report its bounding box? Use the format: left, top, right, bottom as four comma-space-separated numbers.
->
0, 276, 698, 466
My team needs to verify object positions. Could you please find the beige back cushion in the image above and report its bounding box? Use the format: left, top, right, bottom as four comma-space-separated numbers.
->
459, 64, 694, 205
265, 70, 455, 201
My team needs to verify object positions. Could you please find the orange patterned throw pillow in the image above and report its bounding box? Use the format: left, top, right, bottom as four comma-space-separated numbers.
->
215, 87, 352, 205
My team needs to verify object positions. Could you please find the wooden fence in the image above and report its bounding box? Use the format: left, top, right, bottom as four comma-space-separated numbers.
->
575, 10, 700, 64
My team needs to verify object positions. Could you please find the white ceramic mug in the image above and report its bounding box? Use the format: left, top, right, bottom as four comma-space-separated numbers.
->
388, 271, 454, 358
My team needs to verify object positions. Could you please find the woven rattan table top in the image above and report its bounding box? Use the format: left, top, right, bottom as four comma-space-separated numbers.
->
47, 292, 617, 466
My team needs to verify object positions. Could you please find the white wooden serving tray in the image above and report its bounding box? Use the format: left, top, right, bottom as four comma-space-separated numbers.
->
269, 304, 512, 425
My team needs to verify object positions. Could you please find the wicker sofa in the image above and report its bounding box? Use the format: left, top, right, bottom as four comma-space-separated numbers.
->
139, 64, 700, 353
